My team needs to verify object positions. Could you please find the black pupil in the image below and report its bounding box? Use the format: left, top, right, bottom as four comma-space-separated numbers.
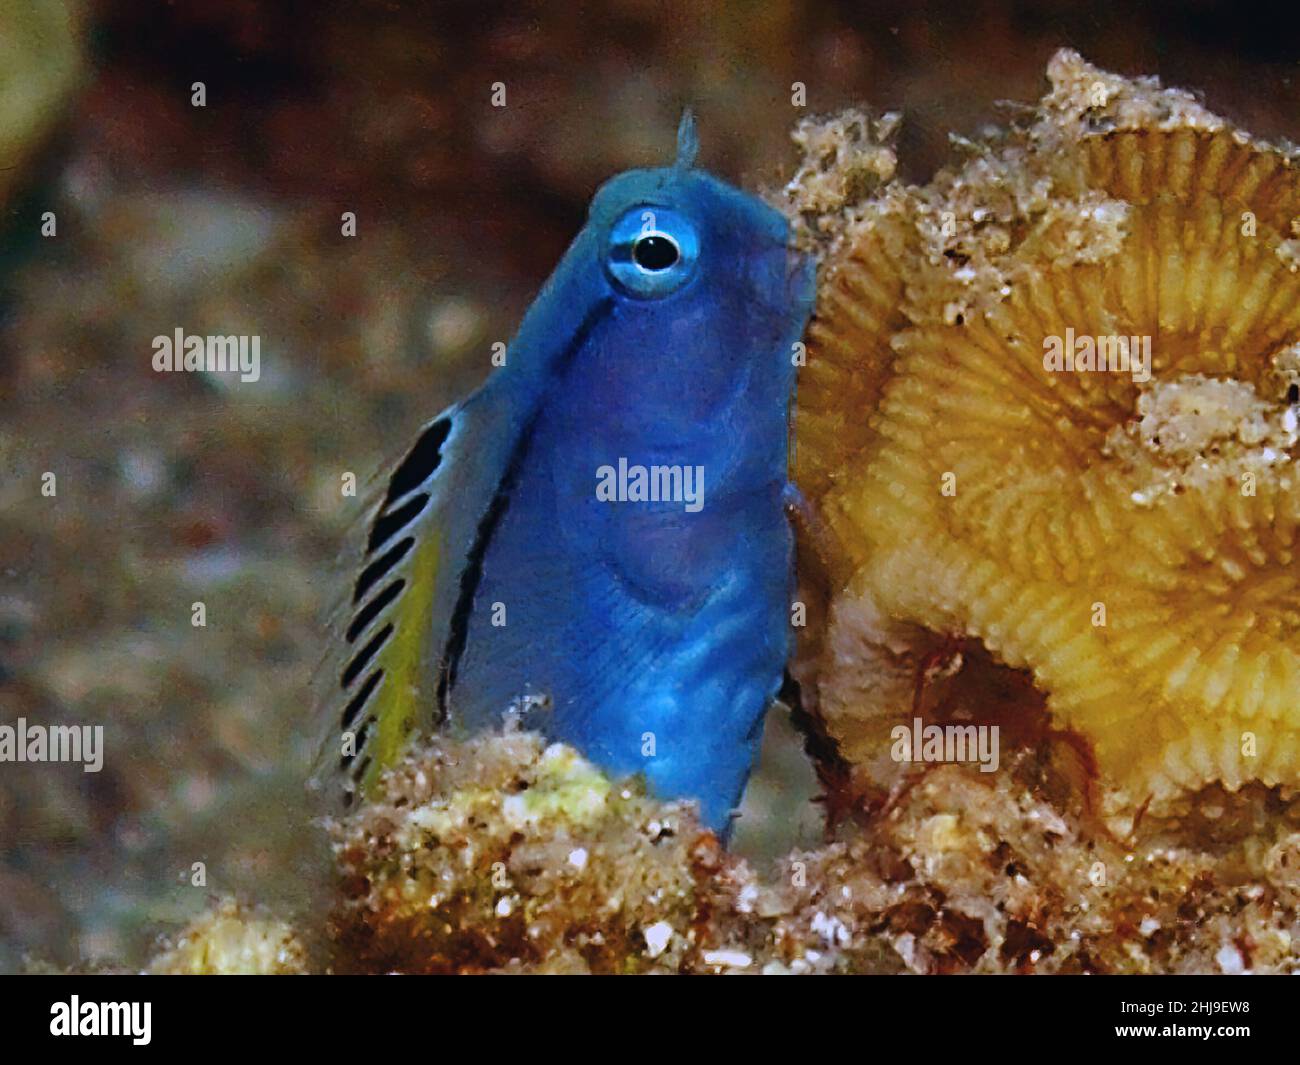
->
633, 234, 678, 271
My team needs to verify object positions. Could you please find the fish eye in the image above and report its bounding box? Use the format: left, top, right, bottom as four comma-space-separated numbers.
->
633, 233, 679, 271
606, 206, 699, 298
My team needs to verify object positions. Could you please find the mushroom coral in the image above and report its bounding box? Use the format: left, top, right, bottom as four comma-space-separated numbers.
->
786, 50, 1300, 830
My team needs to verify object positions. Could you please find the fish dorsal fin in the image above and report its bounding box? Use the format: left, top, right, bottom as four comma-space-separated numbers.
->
312, 223, 613, 809
311, 394, 522, 808
675, 109, 699, 171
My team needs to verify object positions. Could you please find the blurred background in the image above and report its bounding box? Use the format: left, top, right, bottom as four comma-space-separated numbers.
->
1, 0, 1298, 972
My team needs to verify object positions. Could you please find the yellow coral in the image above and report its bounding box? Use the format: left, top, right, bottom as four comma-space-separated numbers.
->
791, 50, 1300, 827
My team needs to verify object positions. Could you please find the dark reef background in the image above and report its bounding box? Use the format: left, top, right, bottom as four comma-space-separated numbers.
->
1, 0, 1297, 971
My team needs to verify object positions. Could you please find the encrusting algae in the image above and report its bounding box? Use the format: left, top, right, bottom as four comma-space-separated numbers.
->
318, 730, 1300, 974
147, 727, 1300, 974
784, 49, 1300, 834
145, 898, 310, 975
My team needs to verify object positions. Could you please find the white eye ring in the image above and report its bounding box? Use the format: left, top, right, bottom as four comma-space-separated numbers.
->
606, 206, 699, 298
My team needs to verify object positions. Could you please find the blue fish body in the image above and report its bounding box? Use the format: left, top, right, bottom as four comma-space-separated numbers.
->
321, 117, 815, 832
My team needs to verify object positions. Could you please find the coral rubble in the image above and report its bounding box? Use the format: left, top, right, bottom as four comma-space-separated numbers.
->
145, 727, 1300, 974
146, 897, 309, 975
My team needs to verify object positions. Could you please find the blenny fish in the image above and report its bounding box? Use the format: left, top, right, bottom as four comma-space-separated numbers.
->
317, 114, 815, 831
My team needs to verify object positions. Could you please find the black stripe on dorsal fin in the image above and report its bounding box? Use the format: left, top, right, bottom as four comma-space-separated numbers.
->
385, 416, 452, 506
341, 715, 375, 769
435, 466, 520, 710
367, 493, 429, 554
341, 671, 382, 731
353, 537, 415, 605
347, 578, 406, 642
342, 623, 394, 689
360, 415, 452, 556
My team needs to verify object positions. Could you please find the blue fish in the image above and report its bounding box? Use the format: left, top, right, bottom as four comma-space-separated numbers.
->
317, 115, 815, 831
